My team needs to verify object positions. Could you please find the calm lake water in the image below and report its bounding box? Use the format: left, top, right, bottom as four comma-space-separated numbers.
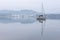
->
0, 20, 60, 40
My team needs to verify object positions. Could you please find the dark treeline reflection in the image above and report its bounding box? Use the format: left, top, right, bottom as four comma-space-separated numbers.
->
0, 18, 36, 24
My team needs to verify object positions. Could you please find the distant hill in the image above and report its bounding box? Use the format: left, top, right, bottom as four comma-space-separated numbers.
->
46, 14, 60, 19
0, 10, 40, 14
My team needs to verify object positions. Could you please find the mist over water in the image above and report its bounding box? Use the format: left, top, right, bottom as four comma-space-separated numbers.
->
0, 0, 60, 40
0, 20, 60, 40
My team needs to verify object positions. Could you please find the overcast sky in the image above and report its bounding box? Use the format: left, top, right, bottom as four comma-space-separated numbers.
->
0, 0, 60, 13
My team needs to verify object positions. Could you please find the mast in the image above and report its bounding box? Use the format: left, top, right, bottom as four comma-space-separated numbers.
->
41, 0, 45, 17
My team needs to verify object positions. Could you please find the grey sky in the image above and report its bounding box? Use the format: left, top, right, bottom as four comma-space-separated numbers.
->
0, 0, 60, 13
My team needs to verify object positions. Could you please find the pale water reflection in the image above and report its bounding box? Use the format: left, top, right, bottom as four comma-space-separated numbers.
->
0, 20, 60, 40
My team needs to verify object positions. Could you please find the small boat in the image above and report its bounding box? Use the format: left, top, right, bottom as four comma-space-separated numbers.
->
37, 15, 46, 23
